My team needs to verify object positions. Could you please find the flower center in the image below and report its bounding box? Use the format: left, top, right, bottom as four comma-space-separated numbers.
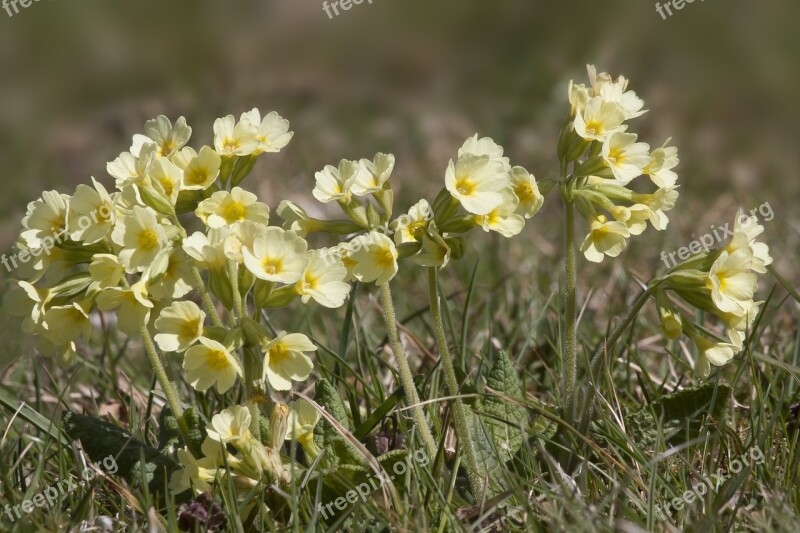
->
138, 229, 159, 251
455, 177, 476, 196
205, 349, 231, 370
222, 201, 246, 222
261, 257, 283, 275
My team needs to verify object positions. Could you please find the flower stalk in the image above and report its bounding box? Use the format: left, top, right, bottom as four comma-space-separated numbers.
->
378, 282, 438, 459
427, 267, 483, 496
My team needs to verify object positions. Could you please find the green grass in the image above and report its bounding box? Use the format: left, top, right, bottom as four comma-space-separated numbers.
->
1, 255, 798, 531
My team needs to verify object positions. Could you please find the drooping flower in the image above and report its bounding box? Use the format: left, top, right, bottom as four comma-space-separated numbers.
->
96, 281, 154, 336
345, 231, 398, 285
206, 405, 253, 445
644, 141, 679, 188
89, 254, 125, 289
706, 249, 758, 314
20, 191, 70, 249
286, 399, 322, 460
475, 188, 525, 238
350, 153, 395, 196
509, 167, 544, 219
180, 146, 222, 190
312, 160, 358, 204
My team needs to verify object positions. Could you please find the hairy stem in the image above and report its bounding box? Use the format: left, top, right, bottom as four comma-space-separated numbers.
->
379, 283, 438, 459
140, 326, 191, 441
563, 199, 577, 414
428, 268, 483, 496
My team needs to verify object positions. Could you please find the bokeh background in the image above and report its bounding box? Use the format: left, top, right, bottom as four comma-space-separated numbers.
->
1, 0, 799, 359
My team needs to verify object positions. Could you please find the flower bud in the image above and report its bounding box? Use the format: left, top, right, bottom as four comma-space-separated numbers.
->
270, 403, 289, 450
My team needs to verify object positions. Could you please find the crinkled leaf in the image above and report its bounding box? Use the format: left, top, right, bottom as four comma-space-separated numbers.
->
314, 378, 362, 467
626, 382, 732, 447
474, 351, 527, 462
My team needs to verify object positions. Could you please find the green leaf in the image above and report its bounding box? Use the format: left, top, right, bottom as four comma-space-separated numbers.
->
314, 378, 362, 467
464, 409, 507, 496
62, 411, 184, 499
474, 351, 528, 462
626, 382, 732, 447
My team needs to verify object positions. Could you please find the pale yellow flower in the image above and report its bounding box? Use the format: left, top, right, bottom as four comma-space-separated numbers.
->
154, 301, 206, 353
393, 199, 433, 244
96, 281, 154, 336
345, 231, 398, 285
131, 115, 192, 158
169, 447, 218, 494
725, 210, 772, 274
295, 250, 350, 309
111, 206, 168, 273
213, 115, 259, 157
146, 246, 194, 300
240, 109, 294, 155
242, 227, 309, 284
412, 230, 451, 268
587, 65, 647, 120
573, 97, 627, 142
206, 405, 253, 444
286, 399, 322, 459
445, 153, 509, 216
183, 228, 230, 271
21, 191, 69, 249
183, 337, 243, 394
509, 167, 543, 219
262, 332, 316, 391
644, 141, 679, 188
459, 134, 511, 172
147, 157, 183, 205
601, 132, 650, 184
707, 249, 757, 315
180, 146, 222, 190
89, 254, 125, 289
476, 188, 525, 238
67, 177, 116, 244
350, 153, 395, 196
196, 187, 270, 228
42, 302, 92, 346
580, 215, 630, 263
313, 160, 357, 203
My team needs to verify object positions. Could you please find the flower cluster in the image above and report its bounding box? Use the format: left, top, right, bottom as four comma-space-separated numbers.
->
562, 65, 680, 263
281, 134, 544, 287
656, 210, 772, 376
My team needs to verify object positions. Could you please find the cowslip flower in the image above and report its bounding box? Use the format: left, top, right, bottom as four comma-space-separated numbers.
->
111, 205, 168, 273
147, 157, 183, 205
706, 249, 757, 314
725, 210, 772, 274
345, 231, 398, 285
573, 97, 627, 142
459, 134, 511, 172
286, 399, 322, 460
242, 227, 309, 284
67, 177, 116, 244
262, 332, 316, 391
412, 230, 451, 268
475, 188, 525, 238
146, 246, 194, 300
96, 281, 154, 336
89, 254, 125, 289
587, 65, 646, 120
7, 281, 51, 334
294, 250, 350, 309
179, 146, 222, 190
213, 115, 259, 157
20, 191, 69, 248
154, 301, 206, 352
601, 132, 650, 185
183, 337, 243, 394
509, 167, 544, 219
131, 115, 192, 158
644, 141, 679, 188
240, 109, 294, 155
580, 214, 630, 263
350, 153, 395, 196
183, 228, 230, 272
393, 199, 432, 244
206, 405, 253, 445
196, 187, 270, 228
41, 302, 92, 346
169, 448, 219, 494
445, 153, 508, 215
313, 160, 358, 204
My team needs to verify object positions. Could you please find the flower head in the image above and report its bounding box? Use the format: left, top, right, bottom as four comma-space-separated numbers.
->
262, 332, 316, 391
183, 337, 243, 394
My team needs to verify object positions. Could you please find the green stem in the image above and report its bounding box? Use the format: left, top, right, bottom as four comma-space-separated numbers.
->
563, 199, 577, 413
427, 268, 483, 496
378, 283, 438, 459
170, 212, 224, 327
140, 326, 191, 441
228, 259, 243, 322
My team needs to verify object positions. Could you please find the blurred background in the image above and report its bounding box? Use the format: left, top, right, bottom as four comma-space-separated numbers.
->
1, 0, 799, 358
